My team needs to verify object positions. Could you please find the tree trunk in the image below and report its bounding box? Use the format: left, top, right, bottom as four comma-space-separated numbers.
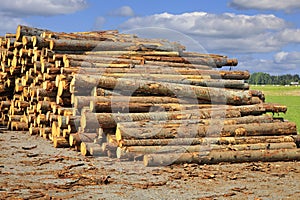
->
143, 148, 300, 166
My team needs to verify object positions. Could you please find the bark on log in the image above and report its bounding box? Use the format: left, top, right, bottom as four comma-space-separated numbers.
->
117, 142, 297, 160
81, 108, 241, 129
87, 143, 107, 156
116, 121, 297, 140
86, 73, 249, 89
61, 66, 250, 80
50, 39, 182, 52
53, 137, 70, 148
70, 74, 257, 105
16, 25, 50, 42
119, 136, 295, 147
143, 148, 300, 166
142, 55, 238, 67
115, 115, 274, 129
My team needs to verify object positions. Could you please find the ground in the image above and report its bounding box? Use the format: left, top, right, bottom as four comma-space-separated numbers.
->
0, 129, 299, 200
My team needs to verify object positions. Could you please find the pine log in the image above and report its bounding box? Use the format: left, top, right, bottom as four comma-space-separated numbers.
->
53, 137, 70, 148
87, 73, 249, 89
117, 142, 297, 160
10, 121, 28, 131
116, 121, 297, 140
81, 108, 241, 129
144, 148, 300, 166
50, 39, 182, 52
61, 66, 250, 80
66, 60, 132, 68
87, 143, 107, 156
115, 115, 274, 129
16, 25, 50, 42
63, 55, 142, 65
142, 55, 238, 67
119, 136, 295, 147
29, 124, 39, 135
91, 102, 214, 113
80, 142, 90, 156
70, 74, 257, 105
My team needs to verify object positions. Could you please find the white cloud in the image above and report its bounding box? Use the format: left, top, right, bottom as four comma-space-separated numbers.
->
274, 51, 300, 64
229, 0, 300, 12
93, 17, 106, 30
120, 12, 293, 53
238, 53, 300, 75
108, 6, 135, 17
277, 29, 300, 43
0, 0, 87, 17
0, 14, 27, 35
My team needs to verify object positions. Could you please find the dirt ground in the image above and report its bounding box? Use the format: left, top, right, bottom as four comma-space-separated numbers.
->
0, 128, 299, 200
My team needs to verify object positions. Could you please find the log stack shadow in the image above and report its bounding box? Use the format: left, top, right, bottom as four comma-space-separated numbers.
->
0, 25, 299, 166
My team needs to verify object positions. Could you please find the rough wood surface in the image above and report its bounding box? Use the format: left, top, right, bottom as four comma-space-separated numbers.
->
144, 148, 300, 166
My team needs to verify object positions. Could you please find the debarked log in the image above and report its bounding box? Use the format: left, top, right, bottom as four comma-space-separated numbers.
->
117, 142, 297, 160
143, 148, 300, 166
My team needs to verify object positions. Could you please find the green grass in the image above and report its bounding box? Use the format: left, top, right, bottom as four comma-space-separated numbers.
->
250, 85, 300, 133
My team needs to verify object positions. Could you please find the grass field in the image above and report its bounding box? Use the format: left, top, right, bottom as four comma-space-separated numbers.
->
250, 85, 300, 133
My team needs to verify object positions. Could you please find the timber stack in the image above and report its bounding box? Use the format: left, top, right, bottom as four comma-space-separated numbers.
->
0, 25, 299, 167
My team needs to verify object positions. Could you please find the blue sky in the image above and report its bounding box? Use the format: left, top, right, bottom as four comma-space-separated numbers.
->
0, 0, 299, 75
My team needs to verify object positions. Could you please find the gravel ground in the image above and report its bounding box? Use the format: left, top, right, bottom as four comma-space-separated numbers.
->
0, 129, 299, 200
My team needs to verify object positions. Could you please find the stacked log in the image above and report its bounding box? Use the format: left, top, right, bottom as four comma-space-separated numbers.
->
0, 25, 299, 167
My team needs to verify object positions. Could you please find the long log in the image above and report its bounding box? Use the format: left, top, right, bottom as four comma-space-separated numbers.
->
117, 142, 297, 160
61, 66, 250, 80
81, 108, 241, 129
70, 74, 258, 105
116, 121, 297, 140
49, 39, 183, 52
143, 148, 300, 166
115, 115, 274, 129
142, 55, 238, 67
16, 25, 50, 42
85, 73, 249, 89
119, 136, 296, 147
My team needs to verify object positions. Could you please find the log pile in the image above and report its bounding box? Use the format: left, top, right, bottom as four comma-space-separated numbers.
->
0, 25, 299, 167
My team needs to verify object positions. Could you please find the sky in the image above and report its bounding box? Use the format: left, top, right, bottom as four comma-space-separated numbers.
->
0, 0, 299, 75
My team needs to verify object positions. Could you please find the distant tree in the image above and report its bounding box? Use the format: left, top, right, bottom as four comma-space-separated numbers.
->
249, 72, 300, 85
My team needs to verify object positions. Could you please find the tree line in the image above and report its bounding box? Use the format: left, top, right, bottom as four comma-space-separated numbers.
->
247, 72, 299, 85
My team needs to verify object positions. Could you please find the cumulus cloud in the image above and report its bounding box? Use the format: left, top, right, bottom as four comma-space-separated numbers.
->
229, 0, 300, 13
93, 17, 106, 30
120, 12, 295, 53
277, 29, 300, 43
108, 6, 135, 17
0, 14, 27, 35
239, 59, 297, 75
274, 51, 300, 64
0, 0, 87, 17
